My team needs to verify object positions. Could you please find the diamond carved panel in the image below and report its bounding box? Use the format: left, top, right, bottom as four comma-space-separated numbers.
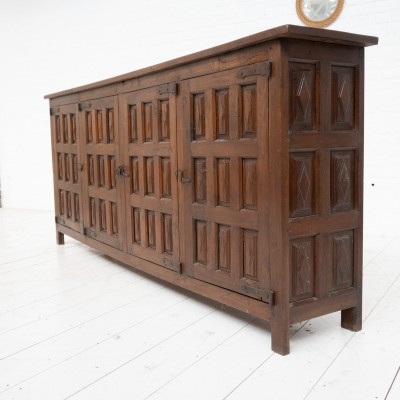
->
331, 150, 355, 212
289, 152, 316, 218
289, 62, 317, 132
332, 66, 355, 131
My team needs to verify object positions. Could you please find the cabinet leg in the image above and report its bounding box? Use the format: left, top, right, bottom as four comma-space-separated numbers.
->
341, 306, 362, 332
271, 320, 290, 356
56, 230, 65, 245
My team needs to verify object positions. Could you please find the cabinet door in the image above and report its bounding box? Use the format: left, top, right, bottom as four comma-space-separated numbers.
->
79, 96, 124, 250
120, 85, 180, 271
179, 63, 271, 298
50, 104, 83, 233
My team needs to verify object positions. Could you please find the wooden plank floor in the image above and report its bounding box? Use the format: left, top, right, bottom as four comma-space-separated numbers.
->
0, 208, 399, 400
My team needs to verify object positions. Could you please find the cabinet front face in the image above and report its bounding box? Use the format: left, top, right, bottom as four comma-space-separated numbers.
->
79, 96, 124, 249
179, 63, 271, 298
51, 104, 83, 233
120, 85, 180, 271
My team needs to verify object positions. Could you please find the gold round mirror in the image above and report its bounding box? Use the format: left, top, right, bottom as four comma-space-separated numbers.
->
296, 0, 344, 28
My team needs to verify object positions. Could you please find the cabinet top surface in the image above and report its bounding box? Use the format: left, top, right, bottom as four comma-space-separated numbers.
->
45, 24, 378, 100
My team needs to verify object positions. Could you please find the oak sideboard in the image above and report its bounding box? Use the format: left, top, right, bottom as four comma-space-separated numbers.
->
45, 25, 378, 355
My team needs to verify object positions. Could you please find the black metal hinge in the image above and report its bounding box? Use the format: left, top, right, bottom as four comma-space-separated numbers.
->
162, 258, 182, 273
55, 216, 65, 225
241, 285, 274, 305
50, 107, 60, 115
158, 82, 179, 96
84, 228, 97, 238
78, 102, 92, 111
238, 61, 271, 79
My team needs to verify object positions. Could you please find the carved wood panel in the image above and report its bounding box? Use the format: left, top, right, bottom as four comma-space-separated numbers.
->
121, 85, 179, 270
329, 230, 354, 293
290, 236, 315, 302
289, 152, 316, 218
180, 63, 270, 296
289, 62, 318, 132
80, 96, 123, 249
331, 66, 355, 131
51, 104, 83, 233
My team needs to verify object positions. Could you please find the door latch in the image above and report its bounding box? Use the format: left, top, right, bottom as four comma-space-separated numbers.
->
116, 165, 129, 177
175, 170, 191, 184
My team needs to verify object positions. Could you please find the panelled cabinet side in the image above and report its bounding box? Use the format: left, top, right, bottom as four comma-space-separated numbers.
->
46, 25, 378, 355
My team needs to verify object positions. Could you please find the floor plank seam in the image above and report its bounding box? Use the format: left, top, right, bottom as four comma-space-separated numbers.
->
384, 366, 400, 400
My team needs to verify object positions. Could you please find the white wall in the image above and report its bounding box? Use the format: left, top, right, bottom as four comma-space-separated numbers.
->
0, 0, 398, 218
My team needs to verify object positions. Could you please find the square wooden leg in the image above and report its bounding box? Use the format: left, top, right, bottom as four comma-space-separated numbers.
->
341, 306, 362, 332
271, 320, 290, 356
56, 230, 65, 245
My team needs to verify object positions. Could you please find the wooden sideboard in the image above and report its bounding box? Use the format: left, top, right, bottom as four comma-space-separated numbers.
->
45, 25, 378, 355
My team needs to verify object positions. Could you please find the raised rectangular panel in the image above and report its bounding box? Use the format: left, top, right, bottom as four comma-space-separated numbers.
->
243, 229, 258, 280
107, 108, 115, 143
195, 220, 208, 264
129, 104, 138, 143
98, 155, 105, 187
194, 158, 207, 204
289, 152, 316, 218
59, 190, 64, 215
88, 155, 95, 186
161, 157, 171, 198
111, 202, 118, 234
71, 114, 77, 143
132, 207, 141, 244
218, 225, 231, 272
289, 62, 317, 132
96, 110, 103, 143
89, 197, 96, 227
215, 89, 229, 139
72, 154, 78, 183
330, 230, 354, 292
55, 115, 61, 143
145, 157, 155, 196
331, 150, 355, 212
130, 156, 140, 194
217, 158, 230, 207
100, 199, 107, 231
64, 154, 70, 182
290, 236, 315, 302
242, 158, 257, 210
86, 111, 93, 143
331, 66, 355, 131
144, 102, 153, 142
241, 84, 257, 138
74, 193, 80, 222
109, 156, 116, 189
160, 100, 170, 141
66, 191, 72, 218
163, 213, 173, 254
192, 93, 205, 140
57, 153, 63, 180
147, 210, 156, 248
62, 114, 68, 143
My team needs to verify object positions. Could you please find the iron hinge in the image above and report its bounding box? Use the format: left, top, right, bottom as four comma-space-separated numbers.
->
84, 228, 98, 238
241, 285, 274, 305
238, 61, 271, 79
158, 82, 179, 96
162, 258, 182, 273
50, 107, 60, 115
78, 102, 92, 111
55, 216, 65, 225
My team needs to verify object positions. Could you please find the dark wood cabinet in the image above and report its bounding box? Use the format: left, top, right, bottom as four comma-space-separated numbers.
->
46, 25, 378, 355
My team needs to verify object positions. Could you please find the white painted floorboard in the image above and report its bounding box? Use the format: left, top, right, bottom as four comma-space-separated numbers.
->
0, 209, 399, 400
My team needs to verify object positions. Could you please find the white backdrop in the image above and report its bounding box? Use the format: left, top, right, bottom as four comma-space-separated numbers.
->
0, 0, 399, 231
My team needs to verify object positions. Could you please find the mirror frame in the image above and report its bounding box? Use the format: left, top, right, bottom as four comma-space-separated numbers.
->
296, 0, 344, 28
